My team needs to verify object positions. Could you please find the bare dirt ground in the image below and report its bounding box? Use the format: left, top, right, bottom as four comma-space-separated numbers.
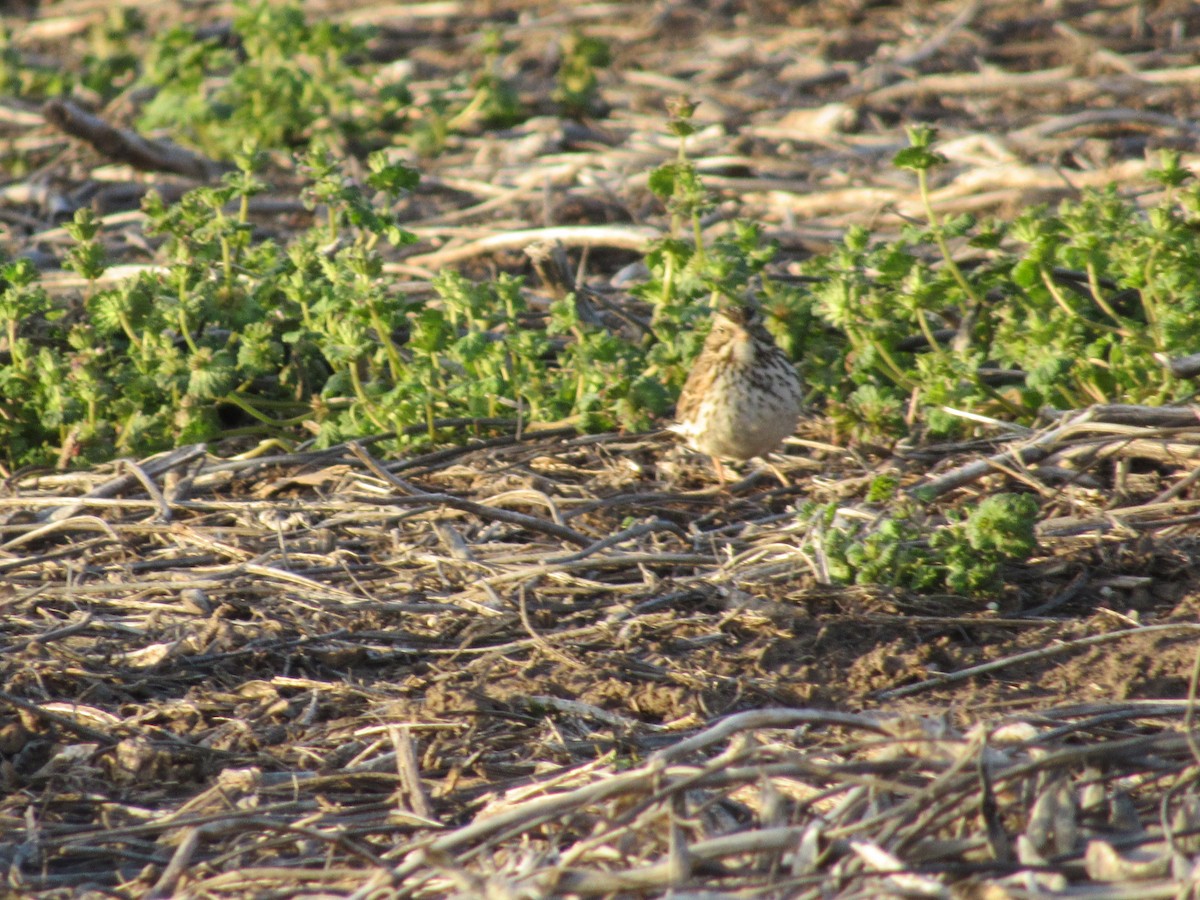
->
4, 1, 1200, 897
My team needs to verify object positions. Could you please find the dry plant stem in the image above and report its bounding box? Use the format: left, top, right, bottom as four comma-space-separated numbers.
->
146, 826, 204, 899
910, 412, 1095, 500
1, 513, 121, 551
33, 443, 207, 523
399, 224, 660, 271
347, 441, 592, 548
1023, 570, 1091, 617
0, 686, 119, 745
27, 612, 93, 644
1184, 645, 1200, 770
1158, 350, 1200, 379
555, 830, 836, 894
523, 695, 648, 732
382, 710, 887, 883
851, 732, 987, 847
390, 726, 436, 821
546, 518, 687, 563
41, 99, 223, 179
873, 623, 1200, 701
122, 458, 172, 522
516, 583, 585, 670
647, 709, 889, 764
1011, 107, 1200, 142
363, 422, 577, 477
1040, 404, 1200, 427
868, 64, 1074, 102
887, 0, 983, 70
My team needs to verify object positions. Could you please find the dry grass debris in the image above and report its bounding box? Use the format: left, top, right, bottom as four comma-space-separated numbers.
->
3, 408, 1200, 896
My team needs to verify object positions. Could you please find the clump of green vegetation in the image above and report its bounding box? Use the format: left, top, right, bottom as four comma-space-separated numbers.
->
0, 147, 410, 466
805, 128, 1200, 441
406, 28, 526, 157
809, 490, 1039, 596
0, 258, 61, 466
0, 92, 799, 468
462, 29, 525, 129
0, 8, 143, 103
136, 1, 408, 158
5, 90, 1198, 479
554, 30, 611, 118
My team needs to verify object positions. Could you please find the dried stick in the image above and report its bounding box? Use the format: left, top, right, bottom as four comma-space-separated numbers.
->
348, 441, 593, 548
1040, 404, 1200, 427
147, 826, 204, 899
0, 687, 119, 746
908, 413, 1092, 501
381, 708, 887, 887
398, 224, 660, 271
873, 623, 1200, 701
35, 443, 207, 523
546, 518, 687, 564
42, 99, 223, 179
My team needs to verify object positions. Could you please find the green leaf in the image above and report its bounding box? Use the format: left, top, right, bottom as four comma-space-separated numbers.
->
647, 164, 678, 199
892, 145, 947, 171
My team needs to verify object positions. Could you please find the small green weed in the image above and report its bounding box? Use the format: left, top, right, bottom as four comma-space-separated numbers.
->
554, 30, 611, 118
406, 29, 526, 156
809, 492, 1039, 596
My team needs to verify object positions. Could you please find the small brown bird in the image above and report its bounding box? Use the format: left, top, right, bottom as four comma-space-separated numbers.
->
670, 299, 803, 484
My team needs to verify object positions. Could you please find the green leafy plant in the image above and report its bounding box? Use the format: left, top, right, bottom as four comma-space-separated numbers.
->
0, 259, 64, 466
406, 29, 525, 156
138, 1, 409, 158
810, 492, 1039, 596
0, 8, 142, 102
802, 131, 1200, 441
0, 146, 419, 467
64, 208, 108, 298
459, 29, 524, 129
7, 86, 1200, 499
554, 30, 611, 118
79, 7, 144, 99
